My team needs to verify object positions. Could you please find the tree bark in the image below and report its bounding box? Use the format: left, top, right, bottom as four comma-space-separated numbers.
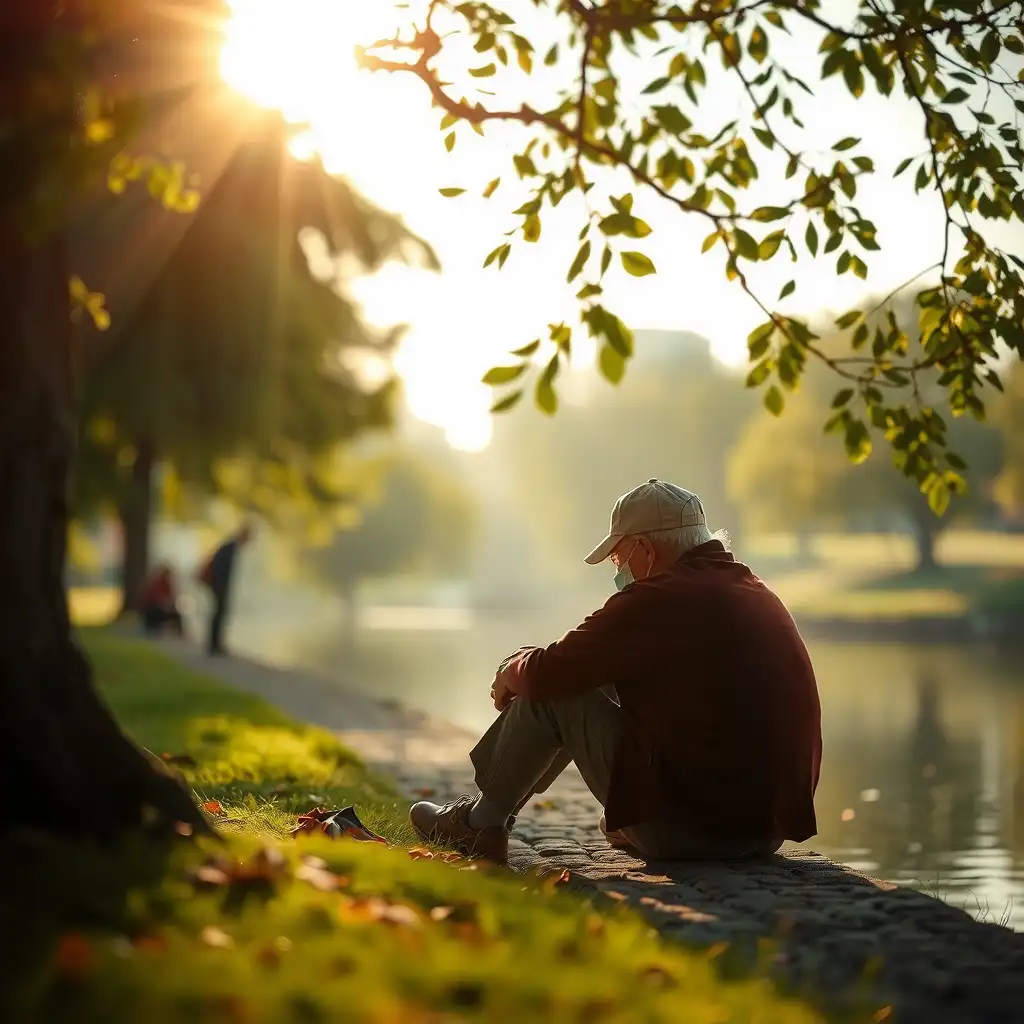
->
0, 4, 207, 839
117, 439, 155, 616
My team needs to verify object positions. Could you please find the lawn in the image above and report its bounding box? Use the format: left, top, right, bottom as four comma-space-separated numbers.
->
0, 632, 836, 1023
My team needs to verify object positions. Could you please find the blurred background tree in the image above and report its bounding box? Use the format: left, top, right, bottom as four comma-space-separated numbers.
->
73, 109, 436, 614
295, 444, 477, 609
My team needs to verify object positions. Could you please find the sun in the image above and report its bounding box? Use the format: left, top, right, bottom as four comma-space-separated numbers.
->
220, 1, 495, 451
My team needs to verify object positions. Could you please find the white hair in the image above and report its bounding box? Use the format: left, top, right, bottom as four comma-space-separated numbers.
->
643, 525, 731, 557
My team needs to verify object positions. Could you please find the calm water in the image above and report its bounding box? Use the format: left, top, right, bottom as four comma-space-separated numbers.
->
233, 603, 1024, 929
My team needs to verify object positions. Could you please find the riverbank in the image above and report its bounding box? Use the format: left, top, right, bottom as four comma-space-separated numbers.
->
4, 631, 826, 1024
155, 636, 1024, 1024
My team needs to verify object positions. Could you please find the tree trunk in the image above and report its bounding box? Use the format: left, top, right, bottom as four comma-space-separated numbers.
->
909, 504, 939, 572
117, 439, 155, 616
0, 4, 207, 838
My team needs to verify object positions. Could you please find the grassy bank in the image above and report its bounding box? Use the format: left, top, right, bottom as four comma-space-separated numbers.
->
1, 632, 833, 1023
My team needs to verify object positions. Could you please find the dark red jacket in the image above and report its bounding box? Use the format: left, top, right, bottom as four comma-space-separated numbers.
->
503, 541, 822, 839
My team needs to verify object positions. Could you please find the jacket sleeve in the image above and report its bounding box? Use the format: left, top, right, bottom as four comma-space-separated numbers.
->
501, 583, 651, 701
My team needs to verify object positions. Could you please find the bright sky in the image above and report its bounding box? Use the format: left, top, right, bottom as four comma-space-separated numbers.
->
219, 0, 1020, 452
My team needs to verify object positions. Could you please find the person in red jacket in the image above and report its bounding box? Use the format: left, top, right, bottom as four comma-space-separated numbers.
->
410, 479, 822, 863
140, 563, 184, 637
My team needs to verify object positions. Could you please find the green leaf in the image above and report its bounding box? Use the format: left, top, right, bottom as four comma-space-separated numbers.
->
942, 88, 969, 105
805, 222, 819, 255
511, 339, 540, 358
598, 343, 626, 384
745, 359, 772, 387
835, 309, 862, 329
832, 137, 860, 151
621, 251, 657, 277
837, 250, 852, 274
779, 280, 796, 300
843, 420, 872, 464
764, 385, 784, 416
758, 231, 785, 260
482, 177, 500, 198
752, 126, 775, 149
832, 388, 854, 408
549, 323, 571, 351
654, 105, 692, 135
701, 230, 720, 253
535, 357, 559, 415
576, 283, 602, 299
438, 187, 465, 197
733, 228, 759, 260
523, 214, 541, 243
444, 132, 456, 152
568, 240, 591, 282
749, 25, 768, 63
751, 206, 789, 222
469, 63, 497, 78
481, 364, 526, 386
888, 155, 913, 178
747, 319, 776, 359
490, 390, 523, 414
927, 478, 950, 516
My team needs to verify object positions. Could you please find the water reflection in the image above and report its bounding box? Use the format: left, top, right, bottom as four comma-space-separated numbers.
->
233, 605, 1024, 928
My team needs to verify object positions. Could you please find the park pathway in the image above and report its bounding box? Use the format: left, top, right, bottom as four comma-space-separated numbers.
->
160, 640, 1024, 1023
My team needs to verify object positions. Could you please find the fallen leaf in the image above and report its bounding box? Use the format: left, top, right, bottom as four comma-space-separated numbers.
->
202, 800, 224, 815
341, 896, 420, 927
408, 847, 434, 860
295, 863, 343, 892
54, 934, 93, 976
193, 865, 231, 887
201, 926, 233, 949
429, 901, 477, 924
412, 786, 435, 798
161, 752, 198, 768
555, 868, 572, 885
440, 851, 464, 865
533, 800, 557, 810
841, 808, 856, 822
174, 822, 193, 837
133, 934, 167, 954
639, 965, 678, 988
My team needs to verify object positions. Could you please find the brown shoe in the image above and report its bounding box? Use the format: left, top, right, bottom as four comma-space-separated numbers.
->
599, 812, 634, 851
409, 795, 510, 863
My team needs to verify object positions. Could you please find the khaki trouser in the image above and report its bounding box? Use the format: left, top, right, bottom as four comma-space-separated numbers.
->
470, 688, 781, 860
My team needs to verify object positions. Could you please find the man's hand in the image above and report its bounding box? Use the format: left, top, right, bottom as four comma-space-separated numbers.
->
491, 646, 541, 711
490, 669, 515, 712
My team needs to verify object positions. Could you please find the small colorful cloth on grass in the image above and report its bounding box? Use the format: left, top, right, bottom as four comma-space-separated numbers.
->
290, 805, 387, 843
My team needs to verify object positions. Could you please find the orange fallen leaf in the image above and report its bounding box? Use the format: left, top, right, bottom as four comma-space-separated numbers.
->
408, 847, 434, 860
412, 786, 436, 798
841, 808, 856, 822
555, 868, 572, 885
341, 896, 420, 927
203, 800, 224, 816
54, 934, 93, 976
134, 934, 167, 954
201, 926, 234, 949
440, 851, 464, 865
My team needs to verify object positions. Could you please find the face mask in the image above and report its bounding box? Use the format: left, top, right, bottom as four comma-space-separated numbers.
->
612, 542, 640, 592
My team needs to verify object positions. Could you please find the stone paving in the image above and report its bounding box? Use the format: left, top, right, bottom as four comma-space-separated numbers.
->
163, 642, 1024, 1024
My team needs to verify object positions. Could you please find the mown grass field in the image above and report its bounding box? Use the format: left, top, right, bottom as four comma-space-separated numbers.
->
0, 631, 839, 1023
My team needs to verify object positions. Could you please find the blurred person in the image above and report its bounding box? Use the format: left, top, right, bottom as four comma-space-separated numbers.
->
410, 480, 822, 863
140, 563, 185, 637
197, 522, 253, 657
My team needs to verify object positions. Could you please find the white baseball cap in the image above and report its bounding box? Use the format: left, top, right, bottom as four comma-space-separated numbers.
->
584, 479, 706, 565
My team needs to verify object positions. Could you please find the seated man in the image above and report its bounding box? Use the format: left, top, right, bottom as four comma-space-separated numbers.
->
411, 479, 822, 862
